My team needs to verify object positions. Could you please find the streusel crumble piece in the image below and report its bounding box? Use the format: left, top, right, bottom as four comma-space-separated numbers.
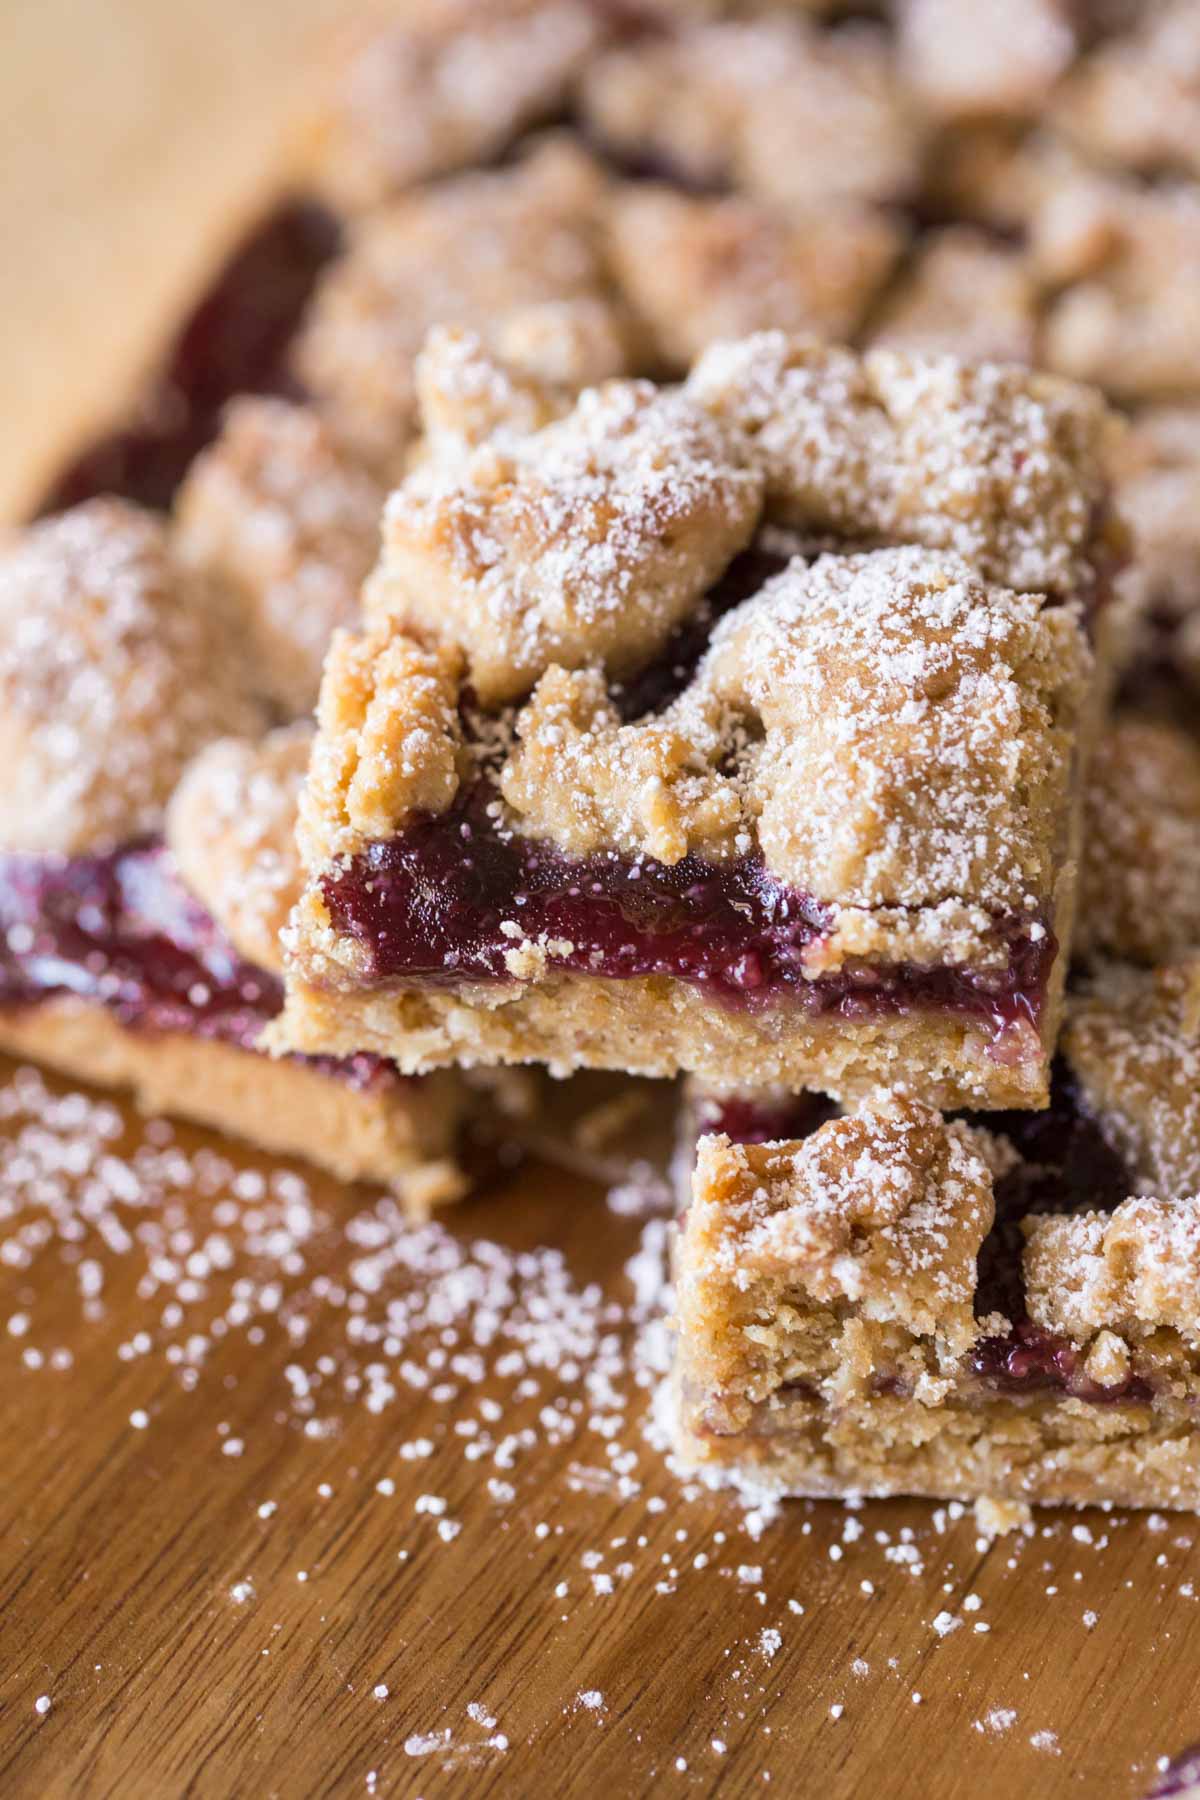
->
0, 500, 263, 855
1062, 960, 1200, 1200
581, 20, 926, 207
867, 229, 1039, 367
313, 0, 604, 210
293, 139, 631, 469
174, 398, 385, 717
1053, 0, 1200, 181
1077, 716, 1200, 967
606, 184, 902, 372
895, 0, 1077, 123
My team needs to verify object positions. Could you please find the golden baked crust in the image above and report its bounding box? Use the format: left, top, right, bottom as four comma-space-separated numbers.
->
499, 547, 1089, 922
687, 333, 1115, 595
312, 0, 604, 211
166, 724, 313, 975
1077, 716, 1200, 966
173, 398, 385, 718
606, 184, 902, 372
1063, 960, 1200, 1199
0, 999, 469, 1214
298, 627, 466, 867
0, 501, 263, 855
294, 137, 632, 470
1035, 174, 1200, 402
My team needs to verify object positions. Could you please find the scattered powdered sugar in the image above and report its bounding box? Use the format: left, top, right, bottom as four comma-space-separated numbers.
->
0, 1062, 1175, 1782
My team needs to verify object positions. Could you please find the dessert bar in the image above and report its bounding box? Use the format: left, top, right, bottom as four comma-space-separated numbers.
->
672, 957, 1200, 1511
274, 329, 1119, 1110
0, 500, 487, 1210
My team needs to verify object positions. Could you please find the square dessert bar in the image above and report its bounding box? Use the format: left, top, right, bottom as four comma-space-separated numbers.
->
671, 957, 1200, 1513
0, 500, 499, 1212
275, 330, 1121, 1109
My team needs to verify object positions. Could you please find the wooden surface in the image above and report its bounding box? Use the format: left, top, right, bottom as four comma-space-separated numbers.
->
3, 4, 1200, 1797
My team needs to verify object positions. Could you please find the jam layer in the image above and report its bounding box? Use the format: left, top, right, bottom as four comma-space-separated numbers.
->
0, 843, 392, 1093
323, 797, 1055, 1038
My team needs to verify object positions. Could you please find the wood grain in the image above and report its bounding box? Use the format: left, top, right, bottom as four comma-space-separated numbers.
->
2, 5, 1200, 1797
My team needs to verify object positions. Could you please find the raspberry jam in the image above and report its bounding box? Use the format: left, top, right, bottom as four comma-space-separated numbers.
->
39, 201, 340, 514
0, 842, 393, 1093
322, 794, 1055, 1038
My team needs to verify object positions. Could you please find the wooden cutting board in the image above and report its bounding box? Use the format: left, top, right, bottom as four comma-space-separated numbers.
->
1, 5, 1198, 1797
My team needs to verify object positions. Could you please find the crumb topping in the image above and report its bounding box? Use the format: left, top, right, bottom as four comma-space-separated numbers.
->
500, 546, 1088, 917
582, 20, 925, 208
1053, 0, 1200, 181
174, 398, 385, 718
606, 184, 902, 372
314, 0, 603, 210
294, 138, 629, 470
298, 624, 466, 868
1024, 1196, 1200, 1346
687, 332, 1114, 595
1077, 716, 1200, 967
0, 501, 263, 856
867, 229, 1038, 367
678, 1096, 994, 1388
366, 375, 762, 706
1063, 961, 1200, 1201
1110, 406, 1200, 621
166, 723, 313, 974
896, 0, 1077, 123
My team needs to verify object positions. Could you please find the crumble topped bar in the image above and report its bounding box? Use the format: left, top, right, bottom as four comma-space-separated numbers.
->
275, 334, 1115, 1107
0, 500, 264, 856
1077, 716, 1200, 967
174, 398, 385, 718
673, 1079, 1200, 1511
293, 138, 633, 471
0, 502, 480, 1205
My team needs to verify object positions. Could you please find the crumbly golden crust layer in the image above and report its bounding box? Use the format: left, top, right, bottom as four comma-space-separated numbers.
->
0, 501, 263, 856
686, 333, 1114, 595
366, 376, 762, 706
272, 942, 1070, 1110
173, 398, 385, 718
0, 998, 469, 1213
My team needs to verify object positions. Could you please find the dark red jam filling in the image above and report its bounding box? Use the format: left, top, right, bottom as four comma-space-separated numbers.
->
707, 1065, 1155, 1406
39, 201, 341, 515
0, 842, 395, 1094
322, 791, 1054, 1035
